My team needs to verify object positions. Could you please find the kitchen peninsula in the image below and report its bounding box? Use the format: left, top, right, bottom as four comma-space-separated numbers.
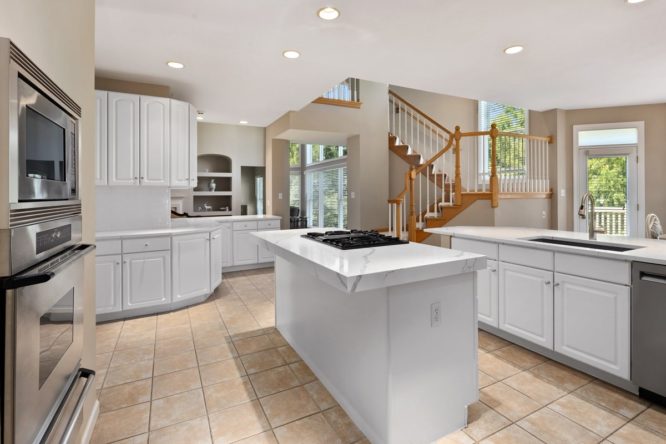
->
253, 229, 486, 444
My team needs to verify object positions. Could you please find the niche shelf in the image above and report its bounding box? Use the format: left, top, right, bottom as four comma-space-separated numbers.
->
192, 154, 233, 214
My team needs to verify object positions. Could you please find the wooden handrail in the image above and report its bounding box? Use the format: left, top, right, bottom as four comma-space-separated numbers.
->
389, 90, 453, 136
413, 136, 454, 175
460, 130, 552, 143
454, 126, 462, 205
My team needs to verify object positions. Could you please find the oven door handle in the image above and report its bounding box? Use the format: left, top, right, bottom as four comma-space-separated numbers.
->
59, 368, 95, 444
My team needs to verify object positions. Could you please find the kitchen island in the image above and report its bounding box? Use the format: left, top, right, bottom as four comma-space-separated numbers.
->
253, 229, 485, 444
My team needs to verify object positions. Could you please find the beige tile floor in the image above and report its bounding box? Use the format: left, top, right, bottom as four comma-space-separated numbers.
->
92, 268, 666, 444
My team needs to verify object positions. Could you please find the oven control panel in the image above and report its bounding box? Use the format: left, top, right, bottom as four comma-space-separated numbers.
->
35, 225, 72, 255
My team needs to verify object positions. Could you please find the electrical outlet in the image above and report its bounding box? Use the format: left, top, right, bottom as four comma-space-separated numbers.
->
351, 191, 356, 199
430, 302, 441, 327
560, 189, 566, 198
278, 192, 283, 200
542, 210, 547, 219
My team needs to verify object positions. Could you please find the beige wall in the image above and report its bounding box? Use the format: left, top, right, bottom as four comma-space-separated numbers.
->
0, 0, 97, 437
95, 76, 171, 98
265, 80, 389, 230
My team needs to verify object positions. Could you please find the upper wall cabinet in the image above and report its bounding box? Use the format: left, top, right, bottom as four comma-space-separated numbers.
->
97, 90, 197, 188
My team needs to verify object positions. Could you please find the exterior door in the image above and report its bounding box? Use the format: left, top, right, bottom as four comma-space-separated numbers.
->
108, 92, 140, 185
499, 262, 554, 349
139, 96, 170, 186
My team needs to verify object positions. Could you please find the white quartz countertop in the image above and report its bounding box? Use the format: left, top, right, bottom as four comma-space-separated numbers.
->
426, 226, 666, 265
96, 215, 282, 240
253, 229, 486, 293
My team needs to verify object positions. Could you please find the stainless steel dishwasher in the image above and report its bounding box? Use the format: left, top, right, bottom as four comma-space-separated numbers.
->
632, 261, 666, 400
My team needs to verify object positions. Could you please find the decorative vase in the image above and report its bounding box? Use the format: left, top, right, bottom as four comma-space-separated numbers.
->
209, 179, 216, 192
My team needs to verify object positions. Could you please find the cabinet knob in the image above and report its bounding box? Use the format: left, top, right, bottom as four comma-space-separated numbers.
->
115, 261, 120, 265
144, 243, 149, 246
545, 281, 552, 286
554, 282, 560, 287
489, 268, 497, 272
140, 176, 145, 180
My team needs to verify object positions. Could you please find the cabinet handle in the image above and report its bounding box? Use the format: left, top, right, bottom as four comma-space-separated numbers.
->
545, 281, 552, 286
489, 268, 497, 272
554, 282, 560, 287
115, 261, 120, 265
144, 243, 149, 247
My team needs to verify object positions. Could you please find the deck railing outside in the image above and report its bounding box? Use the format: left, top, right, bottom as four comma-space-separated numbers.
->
595, 207, 627, 236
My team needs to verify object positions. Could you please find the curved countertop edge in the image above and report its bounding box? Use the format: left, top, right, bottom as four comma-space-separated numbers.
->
96, 215, 282, 240
425, 226, 666, 266
253, 228, 486, 293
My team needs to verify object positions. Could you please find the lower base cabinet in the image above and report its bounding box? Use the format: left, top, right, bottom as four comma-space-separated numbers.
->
499, 262, 554, 349
477, 259, 499, 327
172, 232, 211, 302
96, 254, 122, 314
123, 250, 171, 310
233, 229, 259, 266
554, 273, 630, 378
210, 229, 223, 290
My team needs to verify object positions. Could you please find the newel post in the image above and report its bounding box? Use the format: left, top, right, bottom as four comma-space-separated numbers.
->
408, 167, 417, 242
490, 123, 499, 208
454, 126, 462, 205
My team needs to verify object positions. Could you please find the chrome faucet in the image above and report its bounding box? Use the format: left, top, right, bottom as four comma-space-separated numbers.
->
578, 192, 605, 240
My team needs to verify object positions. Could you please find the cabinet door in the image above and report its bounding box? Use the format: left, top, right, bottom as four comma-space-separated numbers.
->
233, 229, 258, 266
210, 230, 223, 290
123, 250, 171, 310
220, 223, 233, 268
140, 96, 170, 186
554, 273, 630, 378
499, 262, 554, 349
96, 254, 122, 314
188, 104, 198, 188
172, 232, 211, 301
95, 90, 108, 186
170, 99, 190, 188
108, 92, 140, 186
477, 259, 499, 327
257, 230, 275, 263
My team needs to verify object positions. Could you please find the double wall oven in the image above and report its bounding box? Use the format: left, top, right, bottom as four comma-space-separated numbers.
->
1, 39, 94, 444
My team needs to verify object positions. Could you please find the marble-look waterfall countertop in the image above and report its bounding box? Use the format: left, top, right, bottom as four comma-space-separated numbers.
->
426, 226, 666, 266
252, 229, 486, 293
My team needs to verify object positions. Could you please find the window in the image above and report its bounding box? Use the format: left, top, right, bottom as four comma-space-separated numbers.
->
478, 101, 528, 133
289, 143, 348, 228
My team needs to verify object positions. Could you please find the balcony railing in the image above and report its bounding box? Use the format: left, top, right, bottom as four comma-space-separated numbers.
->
595, 207, 627, 236
313, 78, 361, 108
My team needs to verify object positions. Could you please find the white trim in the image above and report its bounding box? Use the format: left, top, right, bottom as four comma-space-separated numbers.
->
573, 121, 645, 237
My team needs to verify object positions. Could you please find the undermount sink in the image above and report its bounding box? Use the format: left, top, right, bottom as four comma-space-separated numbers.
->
525, 237, 643, 252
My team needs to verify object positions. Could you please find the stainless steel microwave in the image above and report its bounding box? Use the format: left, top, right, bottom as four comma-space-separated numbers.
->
16, 76, 78, 201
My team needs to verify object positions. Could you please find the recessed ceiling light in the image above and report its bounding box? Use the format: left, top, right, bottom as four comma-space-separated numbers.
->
626, 0, 645, 3
167, 61, 185, 69
196, 112, 204, 121
318, 6, 340, 20
239, 120, 249, 124
504, 45, 524, 55
283, 50, 300, 59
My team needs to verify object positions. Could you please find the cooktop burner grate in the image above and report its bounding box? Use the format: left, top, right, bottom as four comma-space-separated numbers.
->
301, 230, 408, 250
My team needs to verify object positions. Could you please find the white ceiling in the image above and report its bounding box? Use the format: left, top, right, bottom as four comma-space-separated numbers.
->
96, 0, 666, 127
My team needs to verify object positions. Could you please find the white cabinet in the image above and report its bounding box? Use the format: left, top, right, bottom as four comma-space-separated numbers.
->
95, 254, 122, 314
95, 91, 108, 186
139, 96, 170, 186
123, 250, 171, 310
258, 237, 274, 263
172, 232, 211, 302
477, 259, 499, 327
170, 99, 191, 188
189, 104, 198, 188
220, 223, 233, 268
233, 229, 258, 266
554, 273, 630, 378
108, 92, 140, 186
499, 262, 554, 349
210, 229, 223, 290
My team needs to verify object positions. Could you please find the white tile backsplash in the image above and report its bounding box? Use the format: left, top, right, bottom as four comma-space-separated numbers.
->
96, 187, 172, 232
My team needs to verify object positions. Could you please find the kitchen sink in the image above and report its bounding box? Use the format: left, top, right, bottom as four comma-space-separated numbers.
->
526, 237, 643, 252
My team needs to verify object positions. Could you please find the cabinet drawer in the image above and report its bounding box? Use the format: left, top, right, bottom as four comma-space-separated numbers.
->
97, 239, 121, 255
123, 236, 171, 253
451, 238, 498, 260
500, 244, 553, 270
258, 220, 280, 230
233, 221, 258, 231
555, 253, 630, 286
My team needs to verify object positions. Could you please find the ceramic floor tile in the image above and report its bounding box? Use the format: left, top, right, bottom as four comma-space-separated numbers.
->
528, 361, 593, 392
154, 336, 195, 359
153, 349, 198, 376
549, 394, 628, 437
478, 331, 511, 352
634, 406, 666, 437
575, 380, 650, 419
322, 406, 364, 444
199, 357, 246, 386
91, 402, 150, 443
111, 433, 149, 444
149, 388, 207, 431
273, 413, 342, 444
480, 382, 541, 421
96, 352, 113, 370
234, 334, 275, 355
463, 402, 511, 441
304, 381, 337, 410
241, 349, 286, 374
148, 416, 212, 444
196, 342, 238, 366
104, 360, 153, 388
435, 430, 475, 444
259, 386, 320, 428
479, 424, 542, 444
518, 407, 602, 444
233, 431, 278, 444
249, 365, 301, 398
203, 376, 257, 413
152, 367, 201, 399
608, 422, 666, 444
277, 345, 301, 364
478, 353, 522, 381
99, 379, 152, 413
503, 370, 567, 405
478, 371, 496, 389
194, 331, 230, 350
289, 361, 316, 384
491, 345, 547, 370
208, 400, 271, 443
